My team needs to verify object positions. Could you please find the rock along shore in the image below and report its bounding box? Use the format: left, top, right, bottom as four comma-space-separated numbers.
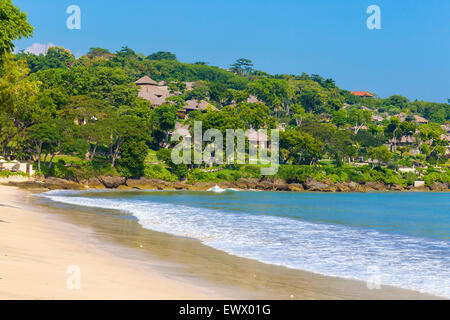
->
4, 176, 450, 193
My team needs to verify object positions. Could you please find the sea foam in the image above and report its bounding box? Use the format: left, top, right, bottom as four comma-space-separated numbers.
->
40, 190, 450, 298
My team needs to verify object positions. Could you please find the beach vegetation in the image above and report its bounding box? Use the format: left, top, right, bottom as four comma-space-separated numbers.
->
0, 1, 448, 188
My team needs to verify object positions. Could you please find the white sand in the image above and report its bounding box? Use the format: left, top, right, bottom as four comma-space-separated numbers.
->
0, 185, 224, 300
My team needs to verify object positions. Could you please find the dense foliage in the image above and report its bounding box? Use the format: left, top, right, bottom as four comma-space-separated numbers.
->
0, 2, 448, 186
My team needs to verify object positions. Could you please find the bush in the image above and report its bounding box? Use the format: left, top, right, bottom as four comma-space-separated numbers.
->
40, 158, 118, 181
188, 169, 216, 182
423, 170, 450, 186
169, 163, 188, 179
277, 165, 315, 183
144, 164, 178, 181
0, 170, 28, 178
402, 171, 418, 186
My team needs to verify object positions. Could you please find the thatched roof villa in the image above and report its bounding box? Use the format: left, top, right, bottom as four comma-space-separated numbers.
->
135, 76, 172, 106
183, 100, 217, 113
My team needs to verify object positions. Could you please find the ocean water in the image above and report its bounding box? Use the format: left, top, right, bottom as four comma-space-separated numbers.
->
40, 189, 450, 298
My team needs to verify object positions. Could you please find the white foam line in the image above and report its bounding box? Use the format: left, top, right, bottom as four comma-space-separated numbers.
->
40, 190, 450, 298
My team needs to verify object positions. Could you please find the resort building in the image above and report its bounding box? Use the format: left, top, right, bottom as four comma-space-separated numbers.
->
441, 125, 450, 155
387, 135, 418, 154
136, 76, 172, 106
371, 114, 384, 122
413, 115, 429, 124
390, 113, 408, 122
0, 158, 35, 176
246, 129, 269, 149
172, 123, 191, 139
350, 91, 373, 98
181, 100, 217, 115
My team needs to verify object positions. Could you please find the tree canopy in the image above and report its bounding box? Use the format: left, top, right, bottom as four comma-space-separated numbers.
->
0, 0, 33, 60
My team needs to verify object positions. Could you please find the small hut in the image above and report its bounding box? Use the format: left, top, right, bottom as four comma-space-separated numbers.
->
413, 115, 429, 124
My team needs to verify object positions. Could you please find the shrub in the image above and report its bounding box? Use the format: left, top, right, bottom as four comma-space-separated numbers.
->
144, 164, 178, 181
402, 171, 418, 186
0, 170, 28, 178
423, 170, 450, 186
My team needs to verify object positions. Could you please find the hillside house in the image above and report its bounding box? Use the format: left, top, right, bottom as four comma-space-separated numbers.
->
371, 114, 384, 122
181, 100, 217, 115
413, 115, 429, 124
350, 91, 373, 98
136, 76, 172, 106
172, 123, 191, 139
246, 129, 269, 149
387, 135, 418, 154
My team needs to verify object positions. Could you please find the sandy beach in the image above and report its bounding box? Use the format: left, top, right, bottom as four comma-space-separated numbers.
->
0, 185, 441, 300
0, 185, 227, 299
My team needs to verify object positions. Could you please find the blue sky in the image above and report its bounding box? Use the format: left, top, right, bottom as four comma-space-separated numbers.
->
13, 0, 450, 103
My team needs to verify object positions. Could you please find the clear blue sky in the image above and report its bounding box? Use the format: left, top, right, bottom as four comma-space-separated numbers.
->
13, 0, 450, 103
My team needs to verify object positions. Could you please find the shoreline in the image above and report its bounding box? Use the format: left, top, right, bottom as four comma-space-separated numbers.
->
1, 185, 444, 300
4, 175, 450, 193
0, 185, 233, 299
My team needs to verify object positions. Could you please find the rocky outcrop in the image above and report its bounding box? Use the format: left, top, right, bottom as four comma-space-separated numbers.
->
364, 181, 387, 191
85, 177, 104, 188
287, 183, 304, 192
428, 182, 448, 192
388, 184, 405, 191
186, 182, 216, 191
408, 185, 429, 192
7, 175, 450, 193
350, 182, 371, 192
235, 178, 259, 189
304, 179, 328, 190
97, 176, 126, 189
335, 183, 350, 192
304, 179, 337, 192
125, 177, 156, 189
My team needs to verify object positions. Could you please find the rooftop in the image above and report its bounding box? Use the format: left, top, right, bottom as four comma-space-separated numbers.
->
136, 76, 158, 86
350, 91, 373, 97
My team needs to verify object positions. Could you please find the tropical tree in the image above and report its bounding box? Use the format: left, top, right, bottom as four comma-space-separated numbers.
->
0, 0, 33, 61
249, 78, 293, 113
117, 137, 149, 178
348, 109, 372, 134
147, 51, 177, 61
150, 104, 178, 146
0, 56, 41, 157
236, 102, 275, 129
44, 47, 75, 69
230, 58, 254, 76
368, 145, 392, 166
27, 122, 59, 171
280, 130, 323, 165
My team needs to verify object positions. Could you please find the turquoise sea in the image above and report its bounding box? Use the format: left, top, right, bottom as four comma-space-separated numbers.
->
40, 189, 450, 298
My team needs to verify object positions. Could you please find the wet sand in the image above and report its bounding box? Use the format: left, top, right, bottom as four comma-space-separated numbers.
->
0, 186, 228, 299
0, 185, 440, 299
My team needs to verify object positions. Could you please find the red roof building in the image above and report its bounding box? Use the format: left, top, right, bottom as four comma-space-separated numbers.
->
350, 91, 373, 97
